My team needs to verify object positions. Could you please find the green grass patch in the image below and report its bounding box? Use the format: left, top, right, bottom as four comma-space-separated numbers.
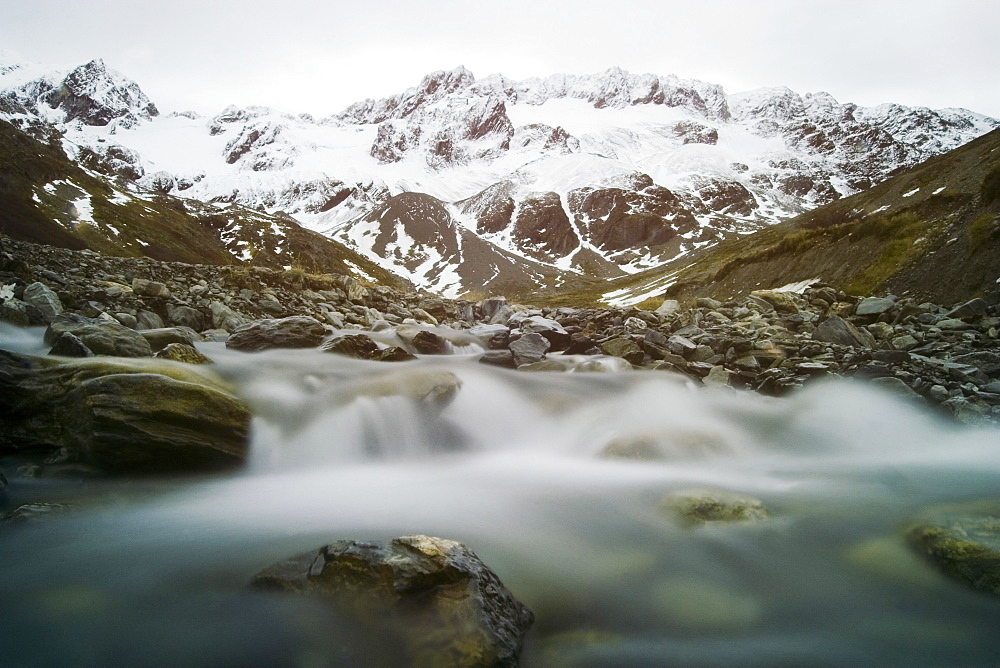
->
968, 213, 999, 254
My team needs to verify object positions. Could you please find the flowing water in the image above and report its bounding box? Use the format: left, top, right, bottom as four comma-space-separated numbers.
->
2, 327, 1000, 666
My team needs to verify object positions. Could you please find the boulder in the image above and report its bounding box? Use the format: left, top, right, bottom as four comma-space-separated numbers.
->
22, 282, 63, 323
519, 315, 571, 349
210, 300, 247, 332
131, 278, 170, 298
509, 332, 550, 366
226, 316, 328, 352
655, 299, 681, 317
44, 313, 153, 357
812, 315, 875, 348
0, 351, 250, 474
855, 297, 896, 316
469, 324, 510, 350
750, 289, 799, 313
166, 303, 207, 331
252, 535, 534, 667
946, 298, 989, 320
411, 329, 450, 355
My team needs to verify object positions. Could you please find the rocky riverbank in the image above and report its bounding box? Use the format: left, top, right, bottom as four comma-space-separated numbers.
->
2, 236, 998, 427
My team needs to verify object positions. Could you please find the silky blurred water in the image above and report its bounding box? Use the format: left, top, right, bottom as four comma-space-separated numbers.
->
2, 334, 999, 666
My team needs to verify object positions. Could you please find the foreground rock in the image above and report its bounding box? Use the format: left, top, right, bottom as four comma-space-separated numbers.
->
45, 313, 153, 357
0, 351, 250, 475
252, 535, 534, 667
906, 503, 1000, 595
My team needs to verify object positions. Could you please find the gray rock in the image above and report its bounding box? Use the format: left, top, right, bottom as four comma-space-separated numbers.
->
655, 299, 681, 316
479, 350, 517, 368
869, 376, 922, 399
410, 329, 450, 355
946, 298, 989, 320
0, 351, 250, 474
131, 278, 171, 298
469, 324, 510, 350
520, 315, 571, 349
600, 337, 645, 365
136, 309, 165, 330
113, 312, 138, 329
251, 535, 534, 667
226, 316, 328, 352
478, 296, 508, 322
0, 299, 32, 327
320, 333, 381, 359
166, 303, 207, 331
44, 313, 153, 357
696, 297, 724, 310
856, 297, 896, 316
813, 315, 875, 348
623, 316, 649, 335
509, 332, 550, 366
209, 300, 247, 332
22, 282, 63, 323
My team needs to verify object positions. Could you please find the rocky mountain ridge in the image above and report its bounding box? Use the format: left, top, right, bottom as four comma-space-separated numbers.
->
1, 58, 996, 299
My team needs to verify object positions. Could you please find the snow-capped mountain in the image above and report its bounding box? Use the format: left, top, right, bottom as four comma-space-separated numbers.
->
2, 58, 996, 299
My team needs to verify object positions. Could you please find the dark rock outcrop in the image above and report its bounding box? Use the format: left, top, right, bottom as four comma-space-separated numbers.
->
226, 316, 328, 352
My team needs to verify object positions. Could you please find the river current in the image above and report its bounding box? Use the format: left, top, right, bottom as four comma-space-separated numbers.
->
1, 325, 999, 666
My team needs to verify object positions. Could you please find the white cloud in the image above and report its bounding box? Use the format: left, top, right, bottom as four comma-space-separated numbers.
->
1, 0, 998, 118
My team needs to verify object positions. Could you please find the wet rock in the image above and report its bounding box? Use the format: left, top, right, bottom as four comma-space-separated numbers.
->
22, 282, 63, 323
906, 504, 1000, 595
479, 350, 517, 368
252, 535, 534, 667
44, 313, 153, 357
48, 331, 94, 357
139, 326, 201, 352
371, 346, 417, 362
0, 299, 32, 327
153, 342, 212, 364
226, 316, 327, 352
0, 351, 250, 474
136, 309, 164, 330
813, 315, 875, 348
510, 332, 550, 366
2, 502, 73, 524
469, 324, 510, 350
411, 329, 450, 355
320, 333, 381, 359
660, 488, 770, 527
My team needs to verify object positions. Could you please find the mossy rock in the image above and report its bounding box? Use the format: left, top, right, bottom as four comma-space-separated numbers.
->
661, 488, 770, 527
906, 504, 1000, 595
0, 350, 249, 475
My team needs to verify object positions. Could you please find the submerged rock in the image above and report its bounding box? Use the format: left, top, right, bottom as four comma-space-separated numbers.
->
661, 488, 770, 526
0, 351, 250, 475
252, 535, 534, 667
906, 504, 1000, 595
153, 342, 212, 365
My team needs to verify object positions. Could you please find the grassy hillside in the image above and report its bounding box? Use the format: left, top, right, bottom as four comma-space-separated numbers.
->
539, 128, 1000, 307
0, 119, 411, 291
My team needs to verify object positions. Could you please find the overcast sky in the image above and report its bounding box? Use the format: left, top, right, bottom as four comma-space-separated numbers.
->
2, 0, 998, 119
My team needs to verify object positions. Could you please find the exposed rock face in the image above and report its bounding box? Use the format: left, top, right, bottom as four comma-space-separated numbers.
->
568, 185, 696, 252
43, 59, 159, 128
513, 192, 578, 260
226, 316, 328, 352
252, 535, 534, 667
0, 351, 250, 475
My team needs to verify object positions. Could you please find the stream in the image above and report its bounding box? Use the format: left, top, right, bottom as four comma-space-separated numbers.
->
2, 328, 999, 666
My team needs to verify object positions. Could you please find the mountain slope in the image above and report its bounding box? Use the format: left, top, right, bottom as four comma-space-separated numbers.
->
572, 127, 1000, 306
1, 58, 996, 298
0, 118, 411, 290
